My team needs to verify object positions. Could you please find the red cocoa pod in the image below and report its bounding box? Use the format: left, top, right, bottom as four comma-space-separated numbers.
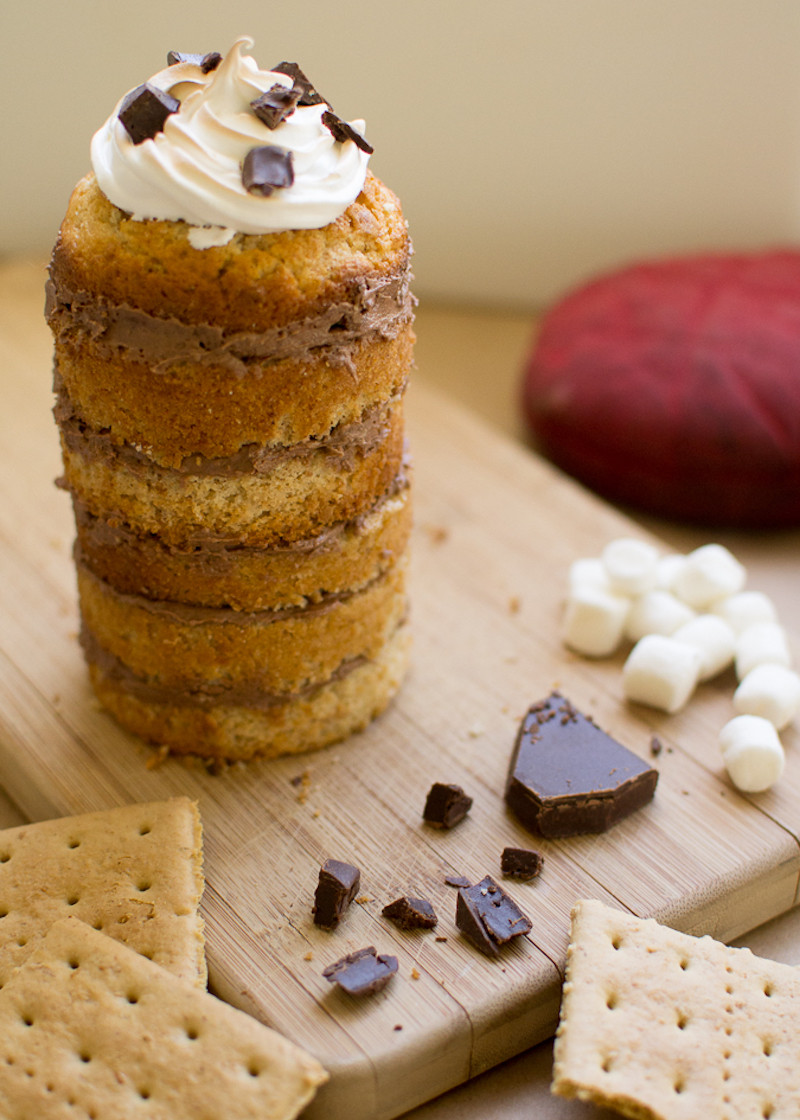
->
522, 252, 800, 528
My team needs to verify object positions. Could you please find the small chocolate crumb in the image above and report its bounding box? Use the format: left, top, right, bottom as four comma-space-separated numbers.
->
323, 946, 398, 995
242, 145, 294, 196
424, 783, 473, 830
251, 83, 302, 129
322, 109, 374, 154
119, 83, 179, 145
444, 874, 471, 889
501, 847, 544, 881
650, 735, 663, 758
312, 859, 360, 930
270, 61, 329, 108
456, 876, 532, 958
435, 936, 448, 943
167, 50, 222, 73
382, 896, 438, 930
393, 1024, 403, 1031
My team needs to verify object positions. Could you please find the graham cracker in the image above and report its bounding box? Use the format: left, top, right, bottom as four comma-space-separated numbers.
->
0, 917, 327, 1119
553, 899, 800, 1118
0, 798, 205, 987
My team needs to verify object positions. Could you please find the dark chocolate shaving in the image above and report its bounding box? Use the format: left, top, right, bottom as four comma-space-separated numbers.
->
382, 896, 438, 930
444, 874, 471, 889
312, 859, 360, 930
251, 83, 302, 129
322, 109, 374, 154
270, 61, 329, 108
118, 83, 179, 145
242, 145, 294, 196
456, 876, 532, 957
423, 783, 473, 829
501, 847, 544, 881
166, 51, 222, 73
322, 946, 398, 995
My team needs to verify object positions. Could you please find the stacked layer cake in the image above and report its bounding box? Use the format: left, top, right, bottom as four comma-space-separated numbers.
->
46, 42, 413, 761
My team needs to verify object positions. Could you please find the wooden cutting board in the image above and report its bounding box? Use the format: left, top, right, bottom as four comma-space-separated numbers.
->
0, 262, 799, 1120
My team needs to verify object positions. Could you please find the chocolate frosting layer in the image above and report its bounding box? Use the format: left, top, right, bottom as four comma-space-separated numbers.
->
46, 256, 415, 376
78, 554, 385, 624
81, 622, 368, 711
72, 459, 410, 562
55, 383, 404, 478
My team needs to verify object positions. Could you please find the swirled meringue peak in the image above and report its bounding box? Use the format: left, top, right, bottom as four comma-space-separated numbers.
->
90, 38, 372, 242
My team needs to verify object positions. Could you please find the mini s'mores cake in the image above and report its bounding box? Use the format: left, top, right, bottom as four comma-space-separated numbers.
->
47, 40, 413, 761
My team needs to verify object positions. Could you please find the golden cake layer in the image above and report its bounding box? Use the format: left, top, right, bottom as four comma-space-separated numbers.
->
72, 472, 411, 611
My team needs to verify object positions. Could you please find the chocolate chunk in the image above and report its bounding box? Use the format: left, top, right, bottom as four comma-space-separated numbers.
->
505, 692, 659, 838
501, 847, 544, 881
322, 946, 398, 995
166, 51, 222, 73
456, 876, 532, 958
444, 874, 471, 889
251, 83, 302, 129
650, 735, 663, 757
118, 83, 179, 145
382, 896, 438, 930
242, 146, 294, 196
321, 109, 374, 154
270, 61, 329, 108
423, 783, 473, 829
312, 859, 360, 930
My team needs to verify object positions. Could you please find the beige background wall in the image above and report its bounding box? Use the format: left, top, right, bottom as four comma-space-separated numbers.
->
2, 1, 800, 306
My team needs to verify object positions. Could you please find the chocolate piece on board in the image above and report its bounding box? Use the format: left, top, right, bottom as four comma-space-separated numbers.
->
312, 859, 360, 930
323, 946, 398, 995
505, 692, 658, 838
444, 874, 471, 889
242, 145, 294, 196
423, 783, 473, 829
501, 847, 544, 881
321, 110, 374, 154
118, 83, 179, 145
382, 896, 438, 930
456, 876, 532, 957
251, 83, 302, 129
166, 51, 222, 72
270, 61, 329, 108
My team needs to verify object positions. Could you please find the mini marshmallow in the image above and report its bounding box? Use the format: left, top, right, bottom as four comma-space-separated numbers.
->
622, 634, 702, 713
602, 538, 659, 596
672, 544, 747, 609
719, 714, 784, 793
733, 665, 800, 731
711, 590, 778, 635
563, 587, 630, 657
735, 622, 792, 680
655, 553, 688, 592
671, 614, 736, 681
624, 590, 696, 643
568, 558, 611, 595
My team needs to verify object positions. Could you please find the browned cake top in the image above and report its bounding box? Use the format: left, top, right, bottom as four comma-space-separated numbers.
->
51, 171, 411, 331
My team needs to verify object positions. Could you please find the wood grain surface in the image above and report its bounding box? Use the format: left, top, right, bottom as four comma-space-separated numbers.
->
0, 259, 798, 1120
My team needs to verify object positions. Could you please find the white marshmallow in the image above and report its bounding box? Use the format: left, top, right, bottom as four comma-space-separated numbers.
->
569, 558, 611, 595
671, 615, 736, 681
672, 544, 747, 609
563, 587, 630, 657
719, 715, 784, 793
622, 634, 702, 713
735, 622, 792, 680
655, 553, 688, 592
733, 665, 800, 731
624, 591, 696, 643
711, 591, 778, 635
602, 538, 659, 596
